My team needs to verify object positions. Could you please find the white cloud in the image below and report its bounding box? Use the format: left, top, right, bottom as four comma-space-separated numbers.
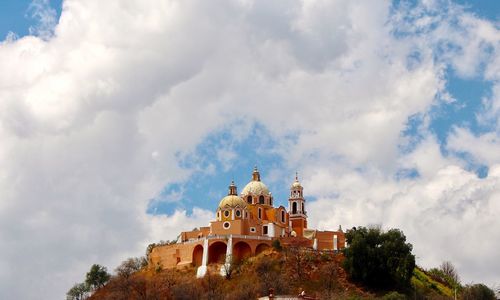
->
306, 161, 500, 286
448, 127, 500, 165
0, 0, 499, 298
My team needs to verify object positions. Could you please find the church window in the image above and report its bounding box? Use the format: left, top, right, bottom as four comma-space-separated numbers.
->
259, 195, 264, 204
235, 210, 241, 217
223, 222, 230, 229
247, 195, 252, 204
292, 202, 297, 214
263, 225, 268, 235
281, 210, 285, 223
250, 227, 256, 233
258, 208, 262, 219
302, 203, 304, 213
224, 210, 230, 218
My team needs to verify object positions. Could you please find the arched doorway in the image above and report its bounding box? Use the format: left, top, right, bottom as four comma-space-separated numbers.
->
192, 244, 203, 267
233, 242, 251, 262
208, 241, 227, 264
255, 243, 270, 255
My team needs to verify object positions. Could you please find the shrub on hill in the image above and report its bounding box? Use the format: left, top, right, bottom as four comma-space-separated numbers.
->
428, 261, 460, 289
343, 226, 415, 290
462, 283, 496, 300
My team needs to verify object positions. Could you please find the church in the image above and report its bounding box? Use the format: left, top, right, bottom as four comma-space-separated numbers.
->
149, 167, 346, 277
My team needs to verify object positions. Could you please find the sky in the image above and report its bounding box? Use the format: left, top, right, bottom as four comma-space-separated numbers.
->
0, 0, 498, 298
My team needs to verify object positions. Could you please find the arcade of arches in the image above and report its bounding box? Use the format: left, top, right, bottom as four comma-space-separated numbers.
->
191, 240, 273, 267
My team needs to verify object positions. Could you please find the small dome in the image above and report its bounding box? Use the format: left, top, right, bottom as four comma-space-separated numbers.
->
291, 172, 302, 188
218, 195, 247, 209
241, 181, 270, 196
291, 181, 301, 188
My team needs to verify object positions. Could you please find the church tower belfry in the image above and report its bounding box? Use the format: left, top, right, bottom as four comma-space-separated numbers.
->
288, 172, 307, 237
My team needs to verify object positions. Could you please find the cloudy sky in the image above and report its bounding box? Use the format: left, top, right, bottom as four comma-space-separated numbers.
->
0, 0, 499, 298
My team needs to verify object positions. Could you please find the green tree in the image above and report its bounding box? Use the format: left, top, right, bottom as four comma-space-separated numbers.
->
85, 264, 111, 290
66, 282, 90, 300
462, 283, 496, 300
343, 226, 415, 289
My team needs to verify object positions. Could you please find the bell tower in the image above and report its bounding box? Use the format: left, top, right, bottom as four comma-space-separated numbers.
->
288, 172, 307, 237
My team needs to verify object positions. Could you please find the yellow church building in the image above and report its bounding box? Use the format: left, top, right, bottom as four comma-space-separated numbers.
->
149, 167, 345, 277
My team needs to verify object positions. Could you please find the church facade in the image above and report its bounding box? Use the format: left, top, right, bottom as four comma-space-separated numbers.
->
149, 167, 345, 277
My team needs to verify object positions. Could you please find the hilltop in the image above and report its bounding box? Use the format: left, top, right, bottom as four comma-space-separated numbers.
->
85, 248, 458, 300
67, 226, 498, 300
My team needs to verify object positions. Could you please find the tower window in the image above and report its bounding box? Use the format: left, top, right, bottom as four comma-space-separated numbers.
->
247, 195, 252, 204
302, 203, 304, 213
235, 210, 241, 217
281, 210, 285, 223
292, 202, 297, 214
224, 210, 230, 218
259, 195, 264, 204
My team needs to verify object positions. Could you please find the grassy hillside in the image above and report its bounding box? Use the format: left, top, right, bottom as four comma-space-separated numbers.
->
412, 267, 455, 298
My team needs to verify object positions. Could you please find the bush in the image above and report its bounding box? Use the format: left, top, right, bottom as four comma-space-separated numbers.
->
171, 278, 204, 300
382, 291, 407, 300
115, 257, 147, 279
66, 282, 90, 300
226, 276, 259, 300
272, 239, 282, 251
462, 284, 496, 300
254, 256, 290, 295
428, 261, 461, 289
319, 260, 339, 298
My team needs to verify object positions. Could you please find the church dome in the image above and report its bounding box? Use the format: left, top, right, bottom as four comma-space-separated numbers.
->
241, 166, 270, 196
218, 195, 247, 209
291, 172, 302, 188
241, 181, 270, 195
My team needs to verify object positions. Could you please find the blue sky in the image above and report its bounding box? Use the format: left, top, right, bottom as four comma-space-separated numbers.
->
141, 1, 498, 215
0, 1, 499, 298
0, 0, 62, 38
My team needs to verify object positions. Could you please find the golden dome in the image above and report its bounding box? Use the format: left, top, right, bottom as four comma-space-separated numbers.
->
218, 195, 247, 209
241, 181, 270, 195
291, 172, 302, 188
